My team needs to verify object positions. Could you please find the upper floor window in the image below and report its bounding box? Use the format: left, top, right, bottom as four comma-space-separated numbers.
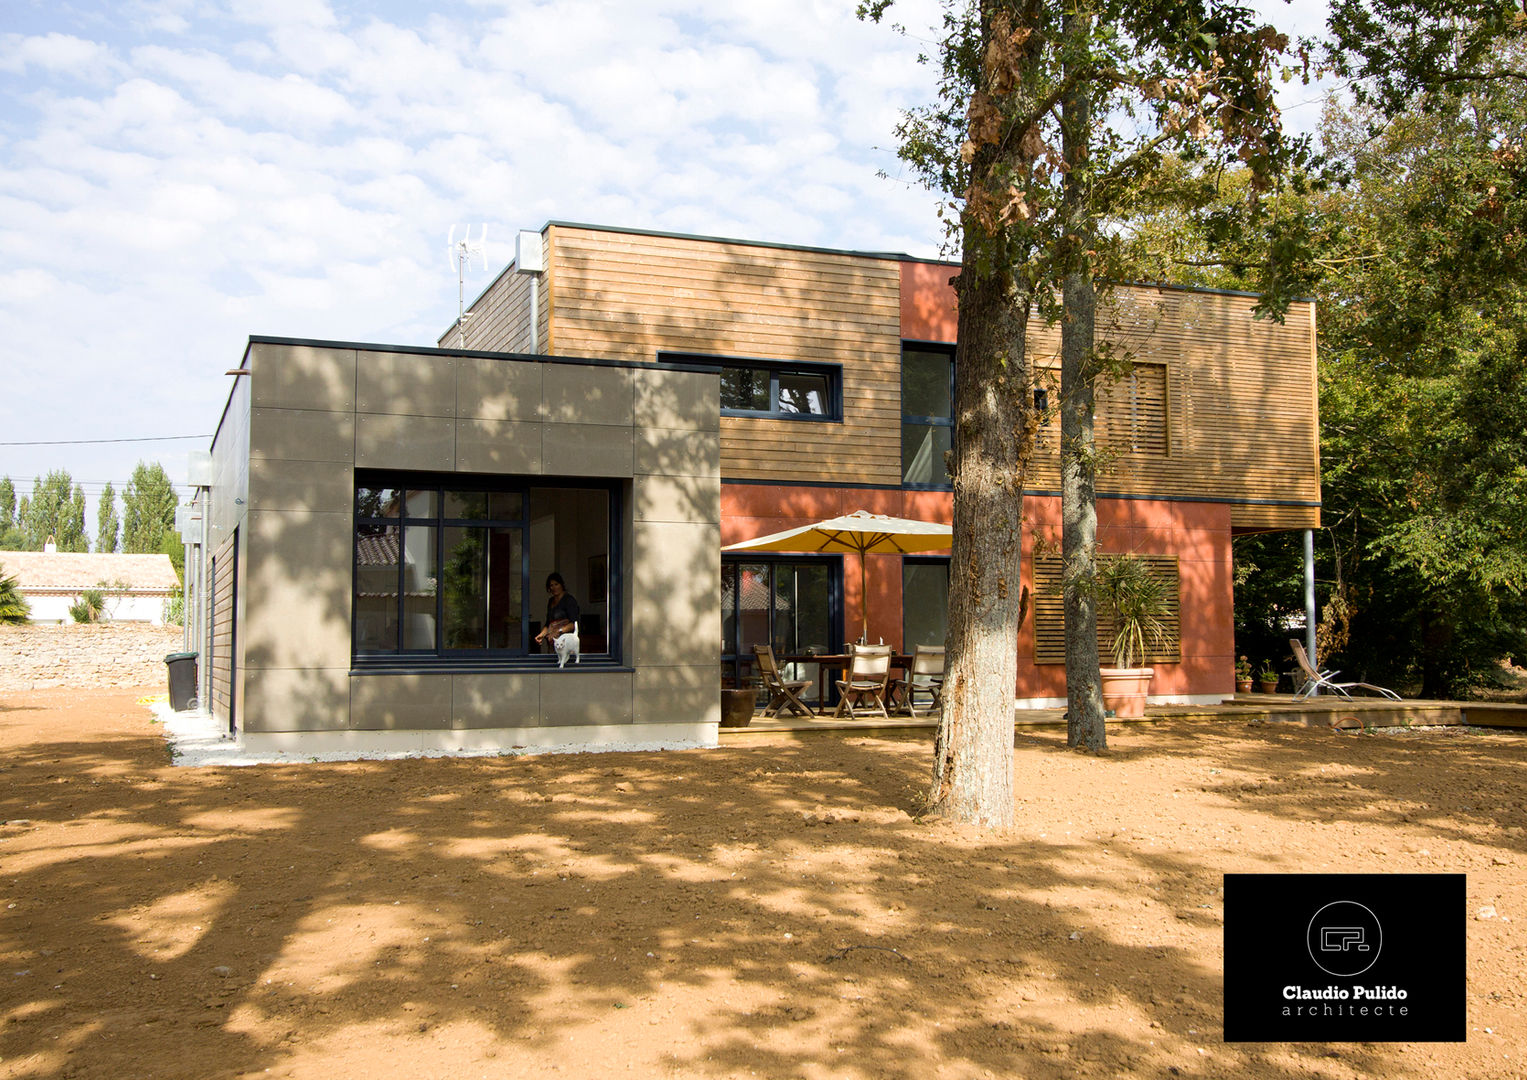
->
903, 345, 954, 487
662, 352, 841, 421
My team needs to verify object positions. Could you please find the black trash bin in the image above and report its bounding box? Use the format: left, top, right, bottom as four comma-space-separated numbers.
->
165, 652, 199, 712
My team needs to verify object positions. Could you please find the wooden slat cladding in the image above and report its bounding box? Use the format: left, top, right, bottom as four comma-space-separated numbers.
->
1032, 554, 1182, 665
1025, 287, 1319, 530
546, 226, 905, 487
451, 226, 1318, 529
439, 263, 549, 354
209, 531, 238, 729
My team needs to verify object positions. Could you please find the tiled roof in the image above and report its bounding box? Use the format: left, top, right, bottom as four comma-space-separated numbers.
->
0, 551, 180, 592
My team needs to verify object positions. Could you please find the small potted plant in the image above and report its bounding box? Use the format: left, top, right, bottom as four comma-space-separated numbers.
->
1256, 661, 1280, 695
1235, 655, 1253, 694
1094, 554, 1172, 718
720, 670, 757, 728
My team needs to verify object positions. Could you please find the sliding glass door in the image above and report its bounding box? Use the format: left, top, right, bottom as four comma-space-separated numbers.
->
722, 556, 840, 702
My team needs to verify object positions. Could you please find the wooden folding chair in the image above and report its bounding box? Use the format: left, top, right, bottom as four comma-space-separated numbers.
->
833, 644, 892, 719
891, 645, 945, 717
753, 644, 815, 718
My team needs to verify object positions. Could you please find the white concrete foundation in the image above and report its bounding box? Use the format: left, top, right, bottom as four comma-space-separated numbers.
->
153, 701, 718, 766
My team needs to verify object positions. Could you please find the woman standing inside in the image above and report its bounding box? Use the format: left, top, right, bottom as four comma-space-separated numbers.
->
535, 572, 580, 651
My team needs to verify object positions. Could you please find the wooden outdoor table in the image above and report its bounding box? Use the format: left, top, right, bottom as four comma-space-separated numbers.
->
778, 653, 913, 712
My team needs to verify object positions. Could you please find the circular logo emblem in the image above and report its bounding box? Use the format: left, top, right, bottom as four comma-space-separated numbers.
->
1307, 900, 1383, 977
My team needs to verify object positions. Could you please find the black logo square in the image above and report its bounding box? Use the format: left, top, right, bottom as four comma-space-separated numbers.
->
1224, 873, 1466, 1042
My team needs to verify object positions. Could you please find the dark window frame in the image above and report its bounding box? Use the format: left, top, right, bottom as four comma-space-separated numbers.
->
661, 351, 843, 422
902, 342, 956, 490
721, 554, 843, 690
901, 555, 951, 651
351, 470, 621, 669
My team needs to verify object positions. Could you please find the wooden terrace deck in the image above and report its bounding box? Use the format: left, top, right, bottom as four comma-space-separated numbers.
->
719, 693, 1527, 739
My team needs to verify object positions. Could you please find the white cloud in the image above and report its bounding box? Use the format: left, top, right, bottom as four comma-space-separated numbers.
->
0, 31, 116, 77
0, 0, 944, 505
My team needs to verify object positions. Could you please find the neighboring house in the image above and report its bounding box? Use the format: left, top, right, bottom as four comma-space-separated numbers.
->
191, 221, 1319, 752
0, 551, 180, 624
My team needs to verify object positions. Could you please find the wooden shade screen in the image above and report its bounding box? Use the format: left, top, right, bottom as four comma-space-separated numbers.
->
1035, 361, 1169, 456
1096, 362, 1168, 455
1031, 553, 1182, 665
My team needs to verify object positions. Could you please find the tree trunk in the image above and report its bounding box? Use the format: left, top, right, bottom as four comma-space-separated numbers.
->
928, 265, 1030, 828
1060, 12, 1105, 751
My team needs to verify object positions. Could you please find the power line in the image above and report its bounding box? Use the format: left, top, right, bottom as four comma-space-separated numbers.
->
0, 435, 211, 447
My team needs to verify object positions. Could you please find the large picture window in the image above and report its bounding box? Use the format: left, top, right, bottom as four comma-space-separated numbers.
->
354, 474, 616, 663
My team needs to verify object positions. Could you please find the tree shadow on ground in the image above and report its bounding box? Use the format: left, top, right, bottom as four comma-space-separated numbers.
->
1, 699, 1510, 1079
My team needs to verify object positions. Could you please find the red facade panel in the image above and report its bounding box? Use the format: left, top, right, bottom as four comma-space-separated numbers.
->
723, 483, 1234, 701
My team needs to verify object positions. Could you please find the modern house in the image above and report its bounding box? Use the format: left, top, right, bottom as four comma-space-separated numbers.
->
190, 221, 1318, 752
0, 550, 180, 624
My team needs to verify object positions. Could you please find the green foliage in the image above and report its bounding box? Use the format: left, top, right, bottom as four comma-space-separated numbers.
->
96, 481, 120, 554
1324, 0, 1527, 117
122, 462, 179, 555
23, 470, 87, 552
69, 588, 105, 624
0, 477, 15, 535
0, 560, 30, 624
1089, 554, 1172, 667
872, 0, 1312, 311
1314, 78, 1527, 696
158, 530, 185, 581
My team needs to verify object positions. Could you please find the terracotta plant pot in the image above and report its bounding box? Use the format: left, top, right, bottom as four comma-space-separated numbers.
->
1235, 678, 1253, 693
720, 688, 756, 728
1259, 680, 1279, 694
1101, 667, 1154, 719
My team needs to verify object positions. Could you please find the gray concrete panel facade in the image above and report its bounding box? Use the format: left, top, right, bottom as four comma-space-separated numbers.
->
214, 340, 721, 748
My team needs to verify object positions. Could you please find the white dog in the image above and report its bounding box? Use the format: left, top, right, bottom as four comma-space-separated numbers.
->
552, 623, 580, 668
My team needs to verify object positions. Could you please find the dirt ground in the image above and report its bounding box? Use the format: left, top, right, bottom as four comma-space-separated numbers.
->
1, 689, 1524, 1080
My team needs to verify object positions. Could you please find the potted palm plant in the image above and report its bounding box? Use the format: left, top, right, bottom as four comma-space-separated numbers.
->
1094, 554, 1171, 719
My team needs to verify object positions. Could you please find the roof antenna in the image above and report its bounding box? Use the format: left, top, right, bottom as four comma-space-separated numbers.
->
448, 225, 489, 348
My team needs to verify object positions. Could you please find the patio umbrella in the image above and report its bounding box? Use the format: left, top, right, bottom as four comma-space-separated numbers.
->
722, 510, 953, 643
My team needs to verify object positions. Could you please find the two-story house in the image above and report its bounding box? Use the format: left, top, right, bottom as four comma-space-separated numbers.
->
193, 221, 1318, 753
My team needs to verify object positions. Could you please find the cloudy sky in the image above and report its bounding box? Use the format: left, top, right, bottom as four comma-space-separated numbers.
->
0, 0, 1331, 533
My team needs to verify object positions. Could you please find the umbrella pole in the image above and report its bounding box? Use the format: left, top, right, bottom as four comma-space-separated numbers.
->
860, 550, 869, 645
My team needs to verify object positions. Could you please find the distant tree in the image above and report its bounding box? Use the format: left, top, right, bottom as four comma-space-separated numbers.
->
0, 560, 29, 623
96, 482, 120, 554
0, 477, 15, 532
122, 462, 179, 555
159, 529, 185, 582
1313, 85, 1527, 696
0, 477, 23, 549
23, 471, 88, 552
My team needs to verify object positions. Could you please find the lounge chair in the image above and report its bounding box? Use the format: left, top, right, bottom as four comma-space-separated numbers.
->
1290, 639, 1401, 701
833, 644, 892, 719
753, 644, 815, 718
891, 644, 945, 717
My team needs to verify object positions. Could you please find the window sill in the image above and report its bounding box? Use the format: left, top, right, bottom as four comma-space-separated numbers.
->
721, 410, 842, 423
350, 657, 629, 676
